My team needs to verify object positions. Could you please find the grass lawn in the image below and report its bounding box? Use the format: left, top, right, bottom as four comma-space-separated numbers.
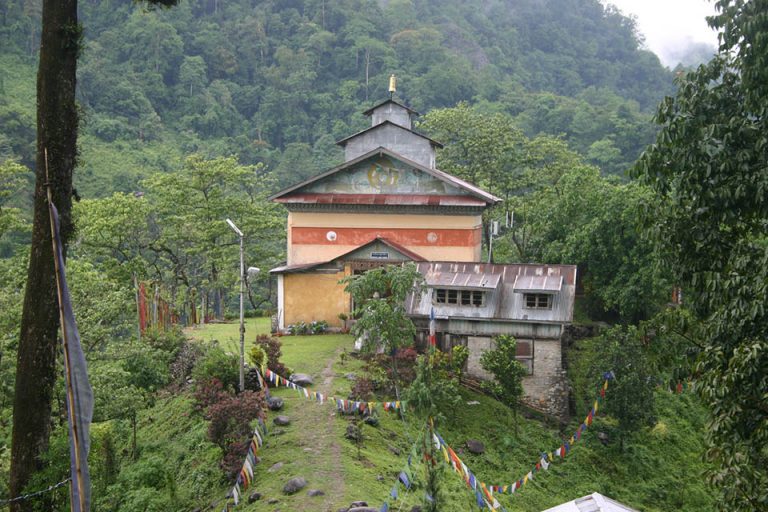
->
127, 322, 715, 512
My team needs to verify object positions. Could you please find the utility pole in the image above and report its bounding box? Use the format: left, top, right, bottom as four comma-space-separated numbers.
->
226, 218, 246, 392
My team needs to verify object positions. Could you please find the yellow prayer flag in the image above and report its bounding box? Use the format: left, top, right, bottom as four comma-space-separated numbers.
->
594, 400, 599, 414
395, 401, 400, 409
603, 380, 609, 391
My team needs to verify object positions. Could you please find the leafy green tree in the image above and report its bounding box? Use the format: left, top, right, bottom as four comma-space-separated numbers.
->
0, 160, 27, 243
479, 335, 527, 434
10, 2, 180, 504
419, 103, 527, 202
143, 155, 283, 317
633, 1, 768, 508
341, 263, 424, 354
495, 165, 668, 322
403, 351, 462, 425
598, 326, 655, 452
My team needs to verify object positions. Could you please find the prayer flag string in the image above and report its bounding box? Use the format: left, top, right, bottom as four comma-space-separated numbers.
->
433, 371, 615, 508
263, 368, 405, 414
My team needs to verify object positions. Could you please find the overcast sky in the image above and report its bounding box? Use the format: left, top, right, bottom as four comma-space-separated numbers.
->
601, 0, 720, 66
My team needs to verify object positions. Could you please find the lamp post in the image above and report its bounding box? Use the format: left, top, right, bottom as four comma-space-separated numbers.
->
226, 218, 246, 392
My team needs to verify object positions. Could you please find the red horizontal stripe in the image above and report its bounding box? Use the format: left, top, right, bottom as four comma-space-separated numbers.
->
291, 227, 481, 247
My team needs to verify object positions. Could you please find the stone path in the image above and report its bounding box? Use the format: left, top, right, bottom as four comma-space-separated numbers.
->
285, 346, 346, 511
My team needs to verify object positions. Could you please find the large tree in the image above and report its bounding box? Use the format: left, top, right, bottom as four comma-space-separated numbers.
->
9, 1, 178, 508
633, 1, 768, 510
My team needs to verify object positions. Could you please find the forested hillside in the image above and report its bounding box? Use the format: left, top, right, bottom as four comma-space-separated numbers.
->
1, 0, 673, 197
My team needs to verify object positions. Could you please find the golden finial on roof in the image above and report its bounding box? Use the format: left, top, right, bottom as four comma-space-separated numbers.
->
388, 74, 397, 98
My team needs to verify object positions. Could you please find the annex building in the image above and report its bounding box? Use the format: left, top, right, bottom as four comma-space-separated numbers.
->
270, 97, 576, 417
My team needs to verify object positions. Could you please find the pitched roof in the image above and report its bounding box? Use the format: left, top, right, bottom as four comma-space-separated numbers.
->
269, 147, 501, 205
335, 120, 444, 148
270, 236, 426, 274
406, 262, 577, 324
362, 98, 421, 117
541, 493, 640, 512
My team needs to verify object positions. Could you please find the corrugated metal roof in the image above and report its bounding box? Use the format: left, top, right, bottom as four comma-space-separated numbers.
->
513, 274, 563, 293
273, 193, 487, 207
406, 262, 577, 324
362, 99, 420, 116
541, 493, 640, 512
335, 120, 444, 148
425, 271, 501, 290
269, 236, 426, 274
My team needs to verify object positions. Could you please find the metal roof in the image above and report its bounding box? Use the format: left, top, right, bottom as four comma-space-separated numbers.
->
406, 262, 577, 324
513, 274, 563, 293
541, 493, 640, 512
269, 236, 426, 274
362, 99, 420, 116
269, 147, 501, 205
425, 271, 501, 290
272, 193, 487, 207
335, 120, 443, 148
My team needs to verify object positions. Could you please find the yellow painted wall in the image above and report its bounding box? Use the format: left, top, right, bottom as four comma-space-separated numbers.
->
283, 270, 350, 327
289, 244, 478, 265
286, 211, 483, 264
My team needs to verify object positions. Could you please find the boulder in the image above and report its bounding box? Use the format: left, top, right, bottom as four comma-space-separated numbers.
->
345, 424, 362, 441
283, 477, 307, 495
364, 415, 379, 427
273, 415, 290, 426
267, 462, 284, 473
248, 491, 262, 503
348, 508, 378, 512
349, 501, 368, 507
290, 373, 314, 386
267, 396, 284, 411
267, 498, 279, 504
466, 439, 485, 454
307, 489, 325, 497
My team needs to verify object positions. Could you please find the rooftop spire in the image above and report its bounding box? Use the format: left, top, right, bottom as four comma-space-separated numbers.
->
388, 74, 397, 99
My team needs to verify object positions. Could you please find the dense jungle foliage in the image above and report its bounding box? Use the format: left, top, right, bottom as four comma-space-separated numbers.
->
1, 0, 675, 196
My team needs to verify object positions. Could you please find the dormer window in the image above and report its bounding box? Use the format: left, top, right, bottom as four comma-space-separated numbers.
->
524, 293, 552, 309
434, 288, 485, 307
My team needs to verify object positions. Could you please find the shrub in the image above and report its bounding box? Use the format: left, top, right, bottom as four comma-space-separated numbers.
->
192, 346, 239, 392
121, 345, 171, 393
254, 334, 287, 375
310, 320, 328, 334
169, 341, 205, 385
451, 345, 469, 378
142, 326, 185, 357
193, 378, 231, 411
248, 344, 267, 369
350, 377, 375, 401
205, 390, 266, 477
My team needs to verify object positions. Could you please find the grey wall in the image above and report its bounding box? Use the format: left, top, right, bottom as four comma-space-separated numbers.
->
344, 123, 436, 169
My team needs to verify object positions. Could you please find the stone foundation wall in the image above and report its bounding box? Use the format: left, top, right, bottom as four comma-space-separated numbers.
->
465, 335, 569, 419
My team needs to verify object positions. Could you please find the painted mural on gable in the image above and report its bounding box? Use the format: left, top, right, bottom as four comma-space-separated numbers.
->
305, 155, 464, 195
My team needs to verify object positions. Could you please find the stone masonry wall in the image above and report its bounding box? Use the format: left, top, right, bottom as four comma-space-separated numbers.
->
465, 335, 569, 419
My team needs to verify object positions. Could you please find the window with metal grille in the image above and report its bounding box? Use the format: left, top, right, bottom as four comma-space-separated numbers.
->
524, 293, 552, 309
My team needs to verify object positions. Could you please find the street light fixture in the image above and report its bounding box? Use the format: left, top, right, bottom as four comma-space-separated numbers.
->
226, 218, 246, 392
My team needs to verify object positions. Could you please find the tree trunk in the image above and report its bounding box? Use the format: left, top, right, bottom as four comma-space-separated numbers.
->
9, 0, 78, 509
